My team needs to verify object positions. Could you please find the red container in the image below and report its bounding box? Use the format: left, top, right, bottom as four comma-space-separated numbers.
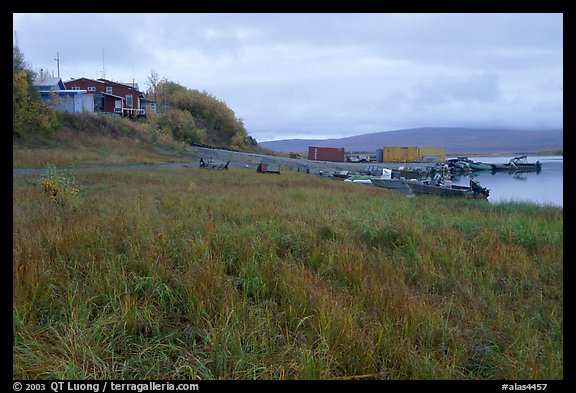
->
308, 146, 345, 162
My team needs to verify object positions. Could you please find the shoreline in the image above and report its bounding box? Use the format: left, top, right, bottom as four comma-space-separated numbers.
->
13, 145, 562, 178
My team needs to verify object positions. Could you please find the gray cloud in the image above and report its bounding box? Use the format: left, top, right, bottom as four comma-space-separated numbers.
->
409, 73, 502, 106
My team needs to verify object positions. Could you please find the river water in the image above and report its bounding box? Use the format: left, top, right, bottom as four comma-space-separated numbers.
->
448, 156, 563, 208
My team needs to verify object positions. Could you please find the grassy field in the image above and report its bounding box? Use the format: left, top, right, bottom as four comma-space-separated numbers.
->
13, 166, 563, 380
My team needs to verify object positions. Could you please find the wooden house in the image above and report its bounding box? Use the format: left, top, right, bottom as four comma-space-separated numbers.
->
63, 77, 155, 117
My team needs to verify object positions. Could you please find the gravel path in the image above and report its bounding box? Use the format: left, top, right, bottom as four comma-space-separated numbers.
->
13, 146, 430, 178
186, 146, 429, 174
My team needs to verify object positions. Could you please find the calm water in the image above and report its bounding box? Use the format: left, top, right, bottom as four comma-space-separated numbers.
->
448, 156, 563, 207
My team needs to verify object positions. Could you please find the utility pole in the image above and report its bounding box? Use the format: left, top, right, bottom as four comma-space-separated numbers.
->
101, 50, 106, 79
54, 52, 60, 78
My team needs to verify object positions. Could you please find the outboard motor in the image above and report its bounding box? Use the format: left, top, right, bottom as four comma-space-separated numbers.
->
470, 179, 490, 197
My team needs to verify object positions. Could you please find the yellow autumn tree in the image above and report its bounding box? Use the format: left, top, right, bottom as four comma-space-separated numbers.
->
13, 46, 57, 138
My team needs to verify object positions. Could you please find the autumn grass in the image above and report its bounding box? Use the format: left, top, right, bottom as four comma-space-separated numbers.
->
13, 168, 563, 380
13, 113, 191, 168
12, 141, 191, 168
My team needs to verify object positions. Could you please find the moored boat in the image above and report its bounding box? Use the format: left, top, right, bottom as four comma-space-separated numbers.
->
468, 161, 493, 171
446, 157, 473, 173
491, 155, 542, 172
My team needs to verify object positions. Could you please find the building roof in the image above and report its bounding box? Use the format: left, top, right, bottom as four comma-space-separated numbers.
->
119, 82, 139, 90
101, 91, 126, 100
34, 76, 66, 90
97, 78, 140, 91
39, 90, 87, 96
64, 77, 144, 94
64, 77, 105, 85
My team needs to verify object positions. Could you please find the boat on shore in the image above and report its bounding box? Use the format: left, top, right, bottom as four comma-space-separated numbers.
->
199, 158, 230, 170
332, 170, 352, 180
395, 166, 430, 179
344, 167, 393, 185
370, 177, 412, 191
369, 177, 417, 196
405, 177, 490, 199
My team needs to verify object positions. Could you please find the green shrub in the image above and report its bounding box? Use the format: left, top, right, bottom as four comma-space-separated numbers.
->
40, 165, 81, 206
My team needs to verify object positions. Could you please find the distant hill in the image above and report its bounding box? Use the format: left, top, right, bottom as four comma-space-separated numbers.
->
258, 127, 563, 154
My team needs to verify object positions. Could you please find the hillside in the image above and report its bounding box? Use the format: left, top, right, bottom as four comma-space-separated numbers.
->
259, 127, 563, 154
14, 46, 260, 155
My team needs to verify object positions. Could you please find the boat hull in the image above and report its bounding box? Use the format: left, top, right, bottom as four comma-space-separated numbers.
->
491, 164, 542, 172
468, 162, 492, 171
370, 178, 411, 190
397, 169, 428, 179
405, 181, 488, 198
491, 156, 542, 173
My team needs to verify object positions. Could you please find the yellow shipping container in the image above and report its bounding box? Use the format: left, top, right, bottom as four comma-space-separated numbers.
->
382, 146, 419, 163
418, 147, 446, 162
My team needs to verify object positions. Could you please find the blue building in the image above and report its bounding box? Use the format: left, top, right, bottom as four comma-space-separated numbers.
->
34, 75, 93, 113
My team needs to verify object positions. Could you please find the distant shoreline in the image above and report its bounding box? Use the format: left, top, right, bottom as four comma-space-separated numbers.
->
275, 150, 563, 158
446, 150, 563, 157
258, 128, 563, 155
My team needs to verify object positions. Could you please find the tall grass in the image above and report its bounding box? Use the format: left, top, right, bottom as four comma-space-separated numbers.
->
13, 168, 563, 379
13, 113, 190, 168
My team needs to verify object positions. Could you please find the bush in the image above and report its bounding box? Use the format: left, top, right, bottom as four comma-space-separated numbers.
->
40, 165, 81, 206
156, 109, 205, 145
13, 49, 58, 138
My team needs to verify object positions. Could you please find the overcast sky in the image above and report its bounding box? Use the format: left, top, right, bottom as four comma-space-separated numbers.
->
13, 13, 563, 142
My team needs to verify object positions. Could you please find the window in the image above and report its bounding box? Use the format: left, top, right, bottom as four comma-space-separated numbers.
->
87, 86, 96, 92
71, 86, 80, 90
106, 87, 113, 94
126, 95, 133, 107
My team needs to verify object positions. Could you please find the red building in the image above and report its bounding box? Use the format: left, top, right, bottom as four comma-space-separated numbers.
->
63, 77, 156, 117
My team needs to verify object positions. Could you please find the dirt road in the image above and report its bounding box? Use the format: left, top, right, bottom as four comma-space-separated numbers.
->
187, 146, 429, 174
13, 146, 430, 178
